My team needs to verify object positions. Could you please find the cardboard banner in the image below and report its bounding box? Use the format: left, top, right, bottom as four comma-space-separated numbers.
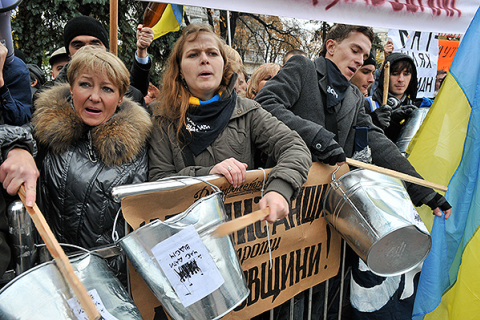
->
438, 39, 460, 71
144, 0, 478, 34
120, 163, 348, 319
388, 29, 439, 98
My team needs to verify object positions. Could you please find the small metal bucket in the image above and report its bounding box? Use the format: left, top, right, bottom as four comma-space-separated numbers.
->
323, 168, 431, 276
118, 191, 249, 320
0, 252, 142, 319
396, 107, 430, 154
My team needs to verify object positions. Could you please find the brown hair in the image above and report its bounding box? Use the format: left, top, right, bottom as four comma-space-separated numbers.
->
67, 45, 130, 97
154, 23, 235, 139
246, 63, 280, 99
320, 24, 374, 57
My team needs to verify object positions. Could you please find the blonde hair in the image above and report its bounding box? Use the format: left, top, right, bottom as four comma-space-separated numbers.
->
246, 63, 280, 99
67, 46, 130, 97
154, 23, 236, 140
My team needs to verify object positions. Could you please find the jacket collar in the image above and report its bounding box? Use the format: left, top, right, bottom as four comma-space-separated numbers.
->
32, 83, 152, 166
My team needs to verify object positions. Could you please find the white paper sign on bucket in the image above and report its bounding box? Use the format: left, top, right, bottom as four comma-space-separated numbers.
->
152, 225, 224, 307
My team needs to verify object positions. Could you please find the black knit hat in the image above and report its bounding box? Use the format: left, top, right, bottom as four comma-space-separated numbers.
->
363, 50, 376, 67
64, 16, 109, 55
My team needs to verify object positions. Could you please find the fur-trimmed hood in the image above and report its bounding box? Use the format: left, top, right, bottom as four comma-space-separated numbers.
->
33, 83, 152, 166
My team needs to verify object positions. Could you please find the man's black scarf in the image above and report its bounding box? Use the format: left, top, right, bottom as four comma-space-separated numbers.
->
325, 59, 350, 112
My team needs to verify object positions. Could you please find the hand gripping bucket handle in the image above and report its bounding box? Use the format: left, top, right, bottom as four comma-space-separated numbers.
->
323, 168, 432, 276
117, 177, 249, 320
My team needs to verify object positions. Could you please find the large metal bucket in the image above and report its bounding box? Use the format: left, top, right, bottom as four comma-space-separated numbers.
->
0, 252, 142, 319
396, 107, 430, 154
118, 191, 249, 320
323, 169, 431, 276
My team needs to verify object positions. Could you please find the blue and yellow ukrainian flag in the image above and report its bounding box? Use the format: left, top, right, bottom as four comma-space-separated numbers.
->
152, 4, 184, 40
408, 6, 480, 319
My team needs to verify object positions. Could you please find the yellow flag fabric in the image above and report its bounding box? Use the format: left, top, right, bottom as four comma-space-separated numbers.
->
406, 75, 470, 228
152, 4, 184, 40
411, 7, 480, 319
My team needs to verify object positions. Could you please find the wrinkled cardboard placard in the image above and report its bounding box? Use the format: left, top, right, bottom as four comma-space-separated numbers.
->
121, 163, 348, 319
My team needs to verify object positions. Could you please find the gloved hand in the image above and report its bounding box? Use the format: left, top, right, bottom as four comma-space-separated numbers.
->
312, 139, 346, 166
391, 104, 417, 123
371, 104, 392, 129
425, 193, 452, 211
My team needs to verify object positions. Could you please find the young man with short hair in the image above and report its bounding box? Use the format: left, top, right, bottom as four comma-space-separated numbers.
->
351, 51, 376, 97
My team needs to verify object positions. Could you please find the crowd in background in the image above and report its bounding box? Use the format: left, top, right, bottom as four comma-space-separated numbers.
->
0, 12, 452, 320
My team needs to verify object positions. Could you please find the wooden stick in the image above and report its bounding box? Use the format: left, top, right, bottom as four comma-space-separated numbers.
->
382, 61, 390, 105
110, 0, 118, 56
18, 186, 101, 320
346, 158, 448, 192
214, 208, 270, 238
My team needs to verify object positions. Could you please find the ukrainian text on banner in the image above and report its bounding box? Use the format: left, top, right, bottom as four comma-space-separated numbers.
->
437, 39, 459, 71
388, 29, 439, 98
120, 163, 347, 319
145, 0, 479, 33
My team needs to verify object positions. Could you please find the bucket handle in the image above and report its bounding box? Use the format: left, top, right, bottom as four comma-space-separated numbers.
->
111, 175, 223, 242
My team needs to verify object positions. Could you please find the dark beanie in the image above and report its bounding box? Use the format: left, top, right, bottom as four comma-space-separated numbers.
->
363, 50, 376, 67
27, 64, 46, 85
64, 16, 109, 55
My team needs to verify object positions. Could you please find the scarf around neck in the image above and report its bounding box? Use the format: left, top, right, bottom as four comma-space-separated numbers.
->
183, 91, 237, 156
325, 59, 350, 112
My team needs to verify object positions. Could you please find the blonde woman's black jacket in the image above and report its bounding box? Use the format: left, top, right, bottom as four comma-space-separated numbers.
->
32, 84, 152, 250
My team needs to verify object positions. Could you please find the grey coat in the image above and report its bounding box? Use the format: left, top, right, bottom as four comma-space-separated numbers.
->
148, 94, 312, 203
255, 55, 437, 206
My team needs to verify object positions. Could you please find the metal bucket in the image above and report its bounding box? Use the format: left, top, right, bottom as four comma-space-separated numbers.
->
118, 191, 249, 320
323, 169, 431, 276
396, 107, 430, 154
0, 252, 142, 319
7, 200, 37, 276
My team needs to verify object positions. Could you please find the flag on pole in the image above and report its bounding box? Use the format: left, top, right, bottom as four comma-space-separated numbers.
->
152, 4, 184, 40
409, 6, 480, 319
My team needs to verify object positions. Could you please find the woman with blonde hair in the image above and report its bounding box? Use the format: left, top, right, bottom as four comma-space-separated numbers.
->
29, 46, 152, 282
148, 23, 311, 223
245, 63, 280, 99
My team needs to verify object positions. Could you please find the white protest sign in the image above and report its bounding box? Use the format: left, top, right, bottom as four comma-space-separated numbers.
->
388, 29, 439, 99
151, 225, 224, 307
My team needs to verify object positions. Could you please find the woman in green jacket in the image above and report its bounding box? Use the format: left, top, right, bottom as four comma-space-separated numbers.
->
148, 23, 312, 223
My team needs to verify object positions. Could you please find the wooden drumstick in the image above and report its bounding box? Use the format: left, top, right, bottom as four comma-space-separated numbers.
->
382, 61, 390, 106
214, 208, 270, 238
346, 158, 448, 192
18, 186, 102, 320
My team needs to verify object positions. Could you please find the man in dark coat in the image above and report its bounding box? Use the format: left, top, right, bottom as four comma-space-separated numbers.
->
255, 24, 451, 320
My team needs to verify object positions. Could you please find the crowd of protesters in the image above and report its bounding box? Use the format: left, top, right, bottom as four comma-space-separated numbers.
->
0, 11, 452, 320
